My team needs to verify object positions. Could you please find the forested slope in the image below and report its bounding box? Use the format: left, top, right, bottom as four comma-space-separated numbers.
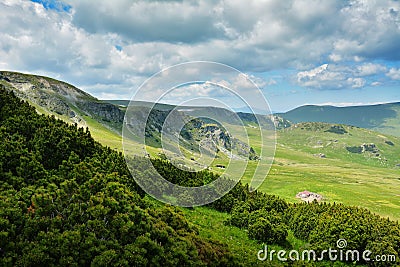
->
1, 88, 399, 266
0, 88, 236, 266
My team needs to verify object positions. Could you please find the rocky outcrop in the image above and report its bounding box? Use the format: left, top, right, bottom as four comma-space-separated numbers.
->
269, 115, 291, 129
126, 107, 259, 160
78, 102, 124, 123
385, 140, 394, 146
360, 143, 378, 153
346, 143, 381, 158
196, 123, 259, 160
0, 71, 124, 127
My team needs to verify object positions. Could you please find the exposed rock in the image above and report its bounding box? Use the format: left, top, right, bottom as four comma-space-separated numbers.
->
268, 115, 291, 129
78, 102, 124, 123
346, 143, 381, 158
0, 71, 125, 127
361, 143, 379, 153
127, 107, 259, 160
313, 153, 326, 158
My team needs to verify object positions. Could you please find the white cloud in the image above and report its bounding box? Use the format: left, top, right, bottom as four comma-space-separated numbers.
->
356, 63, 386, 76
1, 0, 400, 99
297, 64, 329, 81
329, 54, 342, 62
347, 77, 365, 88
297, 64, 369, 89
371, 81, 382, 86
387, 68, 400, 80
296, 64, 345, 89
265, 79, 277, 86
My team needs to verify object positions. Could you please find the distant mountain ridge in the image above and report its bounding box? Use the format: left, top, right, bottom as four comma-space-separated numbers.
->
3, 70, 400, 140
277, 103, 400, 136
0, 71, 269, 160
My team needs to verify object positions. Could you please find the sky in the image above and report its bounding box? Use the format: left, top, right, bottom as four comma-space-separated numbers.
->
1, 0, 400, 112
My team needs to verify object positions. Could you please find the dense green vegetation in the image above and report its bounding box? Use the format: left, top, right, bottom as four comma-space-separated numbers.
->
153, 159, 400, 265
240, 122, 400, 220
3, 71, 400, 222
0, 89, 237, 266
1, 88, 399, 266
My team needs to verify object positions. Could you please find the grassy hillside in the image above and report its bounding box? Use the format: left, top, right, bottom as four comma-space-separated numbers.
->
2, 71, 399, 222
264, 123, 400, 220
73, 97, 400, 221
100, 116, 400, 220
278, 103, 400, 136
1, 80, 399, 266
0, 71, 124, 133
209, 122, 400, 220
0, 89, 243, 266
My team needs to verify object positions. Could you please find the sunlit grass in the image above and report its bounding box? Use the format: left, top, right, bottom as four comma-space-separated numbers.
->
88, 120, 400, 221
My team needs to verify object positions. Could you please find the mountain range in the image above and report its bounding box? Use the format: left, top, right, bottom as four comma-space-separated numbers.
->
2, 70, 400, 141
107, 99, 400, 137
277, 103, 400, 136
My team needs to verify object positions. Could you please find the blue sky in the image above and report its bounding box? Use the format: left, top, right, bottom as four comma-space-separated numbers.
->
1, 0, 400, 112
30, 0, 70, 12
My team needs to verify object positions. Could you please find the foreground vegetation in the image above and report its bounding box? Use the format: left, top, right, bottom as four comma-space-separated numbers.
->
0, 89, 237, 266
1, 89, 399, 266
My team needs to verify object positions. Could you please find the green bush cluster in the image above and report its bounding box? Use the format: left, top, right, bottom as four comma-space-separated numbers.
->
286, 202, 400, 265
0, 89, 237, 266
224, 193, 289, 245
1, 88, 399, 266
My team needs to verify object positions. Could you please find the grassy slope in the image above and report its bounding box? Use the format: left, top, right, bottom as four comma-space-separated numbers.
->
90, 120, 400, 220
246, 124, 400, 220
147, 197, 311, 266
279, 103, 400, 137
373, 104, 400, 136
74, 118, 385, 265
30, 86, 399, 220
22, 95, 398, 265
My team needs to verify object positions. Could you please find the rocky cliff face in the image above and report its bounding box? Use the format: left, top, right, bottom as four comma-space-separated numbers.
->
0, 71, 124, 128
178, 116, 259, 160
78, 102, 124, 123
124, 107, 259, 160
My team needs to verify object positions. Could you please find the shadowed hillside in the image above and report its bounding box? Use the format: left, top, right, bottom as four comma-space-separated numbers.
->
278, 103, 400, 136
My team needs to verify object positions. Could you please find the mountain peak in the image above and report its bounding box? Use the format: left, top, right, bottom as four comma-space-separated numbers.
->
0, 71, 124, 129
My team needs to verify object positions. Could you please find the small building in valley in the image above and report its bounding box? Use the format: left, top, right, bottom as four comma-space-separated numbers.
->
296, 190, 323, 203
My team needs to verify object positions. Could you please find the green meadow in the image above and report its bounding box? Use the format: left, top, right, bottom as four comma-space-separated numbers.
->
88, 118, 400, 221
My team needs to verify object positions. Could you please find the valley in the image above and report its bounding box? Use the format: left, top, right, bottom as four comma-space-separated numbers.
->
1, 72, 399, 266
1, 71, 399, 220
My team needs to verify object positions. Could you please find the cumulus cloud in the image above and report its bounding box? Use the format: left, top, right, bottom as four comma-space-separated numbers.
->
336, 0, 400, 61
297, 64, 369, 89
356, 63, 387, 76
1, 0, 400, 99
386, 68, 400, 80
70, 0, 224, 43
